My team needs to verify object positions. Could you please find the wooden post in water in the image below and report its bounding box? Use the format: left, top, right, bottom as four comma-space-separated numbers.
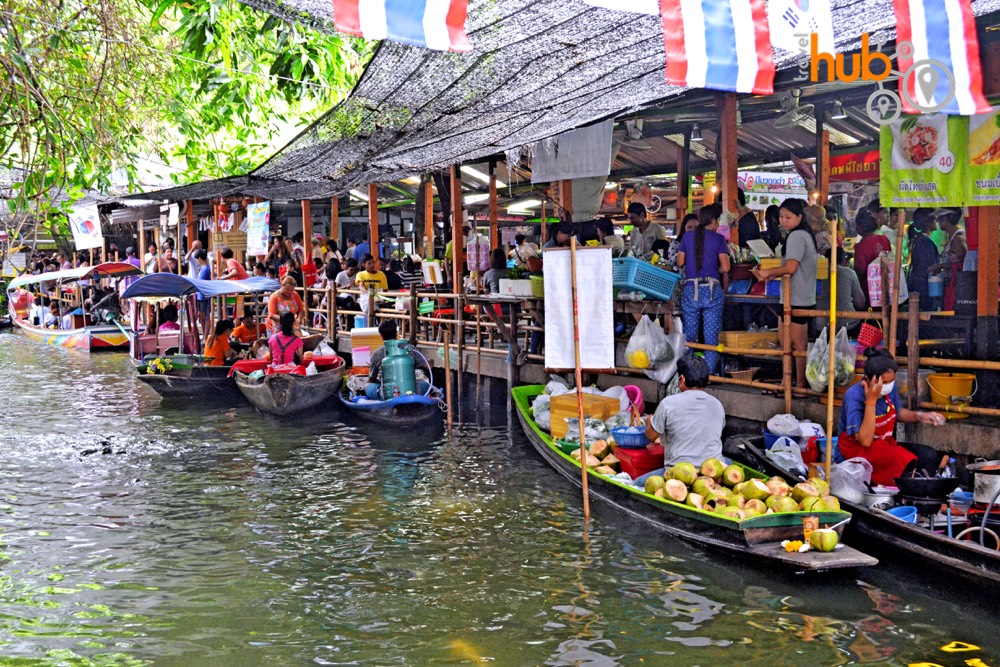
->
570, 236, 591, 521
409, 283, 418, 346
444, 329, 453, 432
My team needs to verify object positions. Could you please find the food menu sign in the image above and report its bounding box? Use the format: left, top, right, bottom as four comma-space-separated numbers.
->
736, 171, 808, 210
880, 111, 1000, 206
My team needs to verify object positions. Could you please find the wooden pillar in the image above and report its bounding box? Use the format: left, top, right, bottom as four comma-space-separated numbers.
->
677, 130, 690, 221
718, 94, 739, 219
186, 199, 196, 250
816, 109, 830, 206
977, 206, 1000, 358
301, 199, 313, 254
424, 178, 435, 257
560, 179, 573, 217
450, 165, 463, 288
139, 223, 146, 272
368, 184, 379, 259
489, 164, 499, 250
330, 196, 340, 248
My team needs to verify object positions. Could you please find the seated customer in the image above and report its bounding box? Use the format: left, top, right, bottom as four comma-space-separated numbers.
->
158, 304, 180, 332
43, 303, 60, 329
838, 348, 946, 486
364, 320, 427, 399
644, 356, 725, 467
268, 312, 303, 366
232, 314, 263, 345
204, 319, 237, 366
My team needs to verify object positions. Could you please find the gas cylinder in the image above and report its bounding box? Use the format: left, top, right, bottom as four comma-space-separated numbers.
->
381, 339, 416, 398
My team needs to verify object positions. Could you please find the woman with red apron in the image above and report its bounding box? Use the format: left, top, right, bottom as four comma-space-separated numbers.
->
932, 208, 966, 312
838, 349, 947, 487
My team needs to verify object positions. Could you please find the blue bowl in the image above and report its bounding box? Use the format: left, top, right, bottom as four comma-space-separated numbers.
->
887, 506, 918, 523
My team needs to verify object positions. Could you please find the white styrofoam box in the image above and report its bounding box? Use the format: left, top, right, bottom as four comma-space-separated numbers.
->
499, 279, 534, 297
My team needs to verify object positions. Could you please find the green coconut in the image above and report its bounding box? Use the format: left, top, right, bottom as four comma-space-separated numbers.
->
685, 493, 705, 510
799, 496, 823, 512
722, 464, 745, 488
730, 493, 747, 509
594, 465, 617, 476
743, 499, 767, 515
742, 478, 771, 502
664, 478, 688, 503
733, 481, 748, 495
669, 461, 698, 486
809, 528, 840, 552
601, 454, 620, 472
816, 495, 841, 511
644, 475, 666, 495
653, 487, 665, 499
766, 477, 791, 498
772, 496, 800, 513
808, 477, 830, 496
571, 449, 602, 468
589, 440, 611, 460
700, 458, 725, 482
791, 482, 820, 504
691, 477, 716, 498
720, 506, 745, 520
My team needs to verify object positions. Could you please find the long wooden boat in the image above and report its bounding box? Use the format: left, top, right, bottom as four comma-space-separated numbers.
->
725, 434, 1000, 588
122, 273, 281, 400
339, 388, 444, 427
233, 356, 346, 416
512, 385, 877, 572
6, 262, 144, 352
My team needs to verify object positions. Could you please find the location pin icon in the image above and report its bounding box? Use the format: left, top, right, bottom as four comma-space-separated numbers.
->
917, 65, 940, 104
877, 95, 891, 119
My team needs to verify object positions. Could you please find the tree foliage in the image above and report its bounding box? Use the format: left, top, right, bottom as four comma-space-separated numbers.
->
0, 0, 371, 257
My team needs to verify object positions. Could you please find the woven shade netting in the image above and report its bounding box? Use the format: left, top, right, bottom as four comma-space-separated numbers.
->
166, 0, 1000, 201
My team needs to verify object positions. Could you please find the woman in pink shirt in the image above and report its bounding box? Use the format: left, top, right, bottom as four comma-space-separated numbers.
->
268, 312, 303, 366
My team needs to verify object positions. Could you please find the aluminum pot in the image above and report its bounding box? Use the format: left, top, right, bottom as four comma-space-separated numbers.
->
968, 460, 1000, 504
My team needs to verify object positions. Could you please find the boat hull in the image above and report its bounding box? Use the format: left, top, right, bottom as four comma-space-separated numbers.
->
513, 386, 876, 572
235, 366, 344, 416
338, 392, 442, 427
725, 434, 1000, 587
137, 366, 239, 399
12, 318, 128, 351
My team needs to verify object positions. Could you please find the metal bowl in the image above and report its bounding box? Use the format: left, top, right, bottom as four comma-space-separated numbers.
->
893, 476, 960, 499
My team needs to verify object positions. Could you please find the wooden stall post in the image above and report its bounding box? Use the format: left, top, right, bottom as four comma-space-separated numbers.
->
976, 206, 999, 358
186, 199, 196, 252
718, 94, 739, 234
330, 196, 340, 248
489, 163, 499, 250
816, 107, 830, 205
824, 240, 838, 480
328, 283, 336, 344
907, 293, 921, 411
409, 283, 418, 346
677, 130, 690, 220
368, 184, 380, 259
444, 329, 453, 432
139, 222, 147, 271
450, 165, 464, 289
782, 274, 792, 413
888, 210, 906, 356
424, 177, 435, 258
560, 179, 573, 216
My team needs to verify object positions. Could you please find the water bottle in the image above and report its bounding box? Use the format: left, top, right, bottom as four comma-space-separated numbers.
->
939, 457, 956, 478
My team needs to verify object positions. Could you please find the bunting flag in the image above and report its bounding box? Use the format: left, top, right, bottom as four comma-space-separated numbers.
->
769, 0, 834, 54
893, 0, 990, 115
333, 0, 471, 52
659, 0, 775, 94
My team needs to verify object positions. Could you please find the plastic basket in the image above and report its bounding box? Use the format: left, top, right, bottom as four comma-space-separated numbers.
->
857, 323, 883, 348
727, 367, 759, 382
611, 258, 681, 301
530, 274, 544, 298
611, 426, 650, 449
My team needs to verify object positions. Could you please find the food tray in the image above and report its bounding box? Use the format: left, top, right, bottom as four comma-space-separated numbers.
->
612, 258, 681, 301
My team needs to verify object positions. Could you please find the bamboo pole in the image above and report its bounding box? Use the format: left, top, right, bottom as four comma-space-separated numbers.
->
782, 275, 792, 412
408, 283, 419, 346
888, 209, 906, 356
918, 401, 1000, 418
824, 239, 838, 480
906, 293, 920, 411
444, 329, 453, 432
570, 236, 590, 522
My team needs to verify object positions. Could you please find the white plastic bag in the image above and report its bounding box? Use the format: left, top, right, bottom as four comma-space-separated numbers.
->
564, 417, 609, 444
766, 436, 807, 476
830, 457, 874, 504
625, 316, 672, 370
767, 414, 801, 437
305, 362, 318, 376
642, 331, 687, 385
532, 395, 552, 432
315, 341, 335, 357
805, 326, 830, 392
833, 327, 857, 387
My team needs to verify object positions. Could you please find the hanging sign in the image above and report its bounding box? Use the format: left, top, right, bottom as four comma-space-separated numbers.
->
880, 112, 1000, 206
68, 204, 104, 250
245, 202, 271, 255
830, 150, 880, 182
543, 247, 614, 371
737, 171, 808, 210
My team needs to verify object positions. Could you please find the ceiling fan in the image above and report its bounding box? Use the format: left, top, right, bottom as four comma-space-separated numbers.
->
619, 119, 652, 150
774, 89, 815, 130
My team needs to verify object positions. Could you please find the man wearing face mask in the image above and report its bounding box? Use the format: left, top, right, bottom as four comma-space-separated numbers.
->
837, 348, 947, 486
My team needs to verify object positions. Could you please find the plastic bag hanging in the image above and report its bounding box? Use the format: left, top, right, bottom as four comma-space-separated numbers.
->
805, 326, 830, 393
625, 315, 672, 370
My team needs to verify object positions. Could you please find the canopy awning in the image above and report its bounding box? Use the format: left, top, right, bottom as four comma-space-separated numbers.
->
7, 261, 144, 290
121, 274, 281, 299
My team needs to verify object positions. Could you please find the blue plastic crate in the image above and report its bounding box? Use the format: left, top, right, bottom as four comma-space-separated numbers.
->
612, 258, 681, 301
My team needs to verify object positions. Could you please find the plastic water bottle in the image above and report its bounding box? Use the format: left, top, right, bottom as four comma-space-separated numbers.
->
940, 457, 956, 478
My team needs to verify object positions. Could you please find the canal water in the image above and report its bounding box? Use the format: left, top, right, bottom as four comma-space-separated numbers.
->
0, 333, 997, 666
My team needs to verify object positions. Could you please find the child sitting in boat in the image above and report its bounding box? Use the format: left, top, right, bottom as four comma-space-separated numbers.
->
204, 319, 237, 366
267, 312, 304, 367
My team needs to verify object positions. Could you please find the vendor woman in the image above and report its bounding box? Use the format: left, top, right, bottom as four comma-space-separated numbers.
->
838, 348, 946, 486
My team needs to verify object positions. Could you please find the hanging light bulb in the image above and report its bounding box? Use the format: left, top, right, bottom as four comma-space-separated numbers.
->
691, 124, 703, 142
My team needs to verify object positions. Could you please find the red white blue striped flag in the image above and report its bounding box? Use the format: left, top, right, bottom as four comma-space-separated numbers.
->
659, 0, 775, 94
893, 0, 990, 115
333, 0, 471, 52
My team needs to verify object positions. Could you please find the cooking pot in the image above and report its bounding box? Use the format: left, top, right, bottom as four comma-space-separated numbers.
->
893, 476, 960, 499
968, 460, 1000, 504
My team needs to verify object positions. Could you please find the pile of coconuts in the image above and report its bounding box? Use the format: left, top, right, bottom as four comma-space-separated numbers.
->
642, 458, 841, 523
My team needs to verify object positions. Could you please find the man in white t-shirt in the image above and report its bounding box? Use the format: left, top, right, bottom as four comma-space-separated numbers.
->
644, 356, 725, 469
626, 202, 667, 257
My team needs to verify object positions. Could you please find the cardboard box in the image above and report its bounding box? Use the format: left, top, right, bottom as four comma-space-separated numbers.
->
550, 393, 621, 440
499, 279, 534, 297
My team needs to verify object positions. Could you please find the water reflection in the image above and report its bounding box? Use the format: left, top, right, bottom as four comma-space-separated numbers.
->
0, 333, 998, 665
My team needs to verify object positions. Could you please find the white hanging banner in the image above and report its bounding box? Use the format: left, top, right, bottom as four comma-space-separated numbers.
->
543, 246, 614, 370
245, 202, 271, 255
68, 204, 103, 250
531, 120, 614, 183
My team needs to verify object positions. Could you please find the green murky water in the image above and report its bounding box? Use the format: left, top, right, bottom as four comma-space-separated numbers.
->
0, 331, 997, 666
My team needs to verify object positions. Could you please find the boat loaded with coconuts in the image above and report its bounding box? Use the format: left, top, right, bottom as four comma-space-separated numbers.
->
725, 434, 1000, 588
512, 386, 877, 572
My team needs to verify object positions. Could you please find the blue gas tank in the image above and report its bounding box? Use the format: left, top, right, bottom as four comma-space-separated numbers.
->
381, 339, 416, 397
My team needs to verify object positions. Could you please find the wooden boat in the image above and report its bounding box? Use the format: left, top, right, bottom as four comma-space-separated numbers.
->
725, 434, 1000, 588
233, 356, 346, 416
122, 273, 281, 400
6, 262, 144, 351
339, 387, 444, 427
512, 385, 877, 572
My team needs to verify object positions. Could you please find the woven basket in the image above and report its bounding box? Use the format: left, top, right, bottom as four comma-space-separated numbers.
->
727, 367, 760, 382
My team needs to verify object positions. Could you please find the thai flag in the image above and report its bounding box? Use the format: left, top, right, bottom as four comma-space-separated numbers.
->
659, 0, 775, 94
333, 0, 471, 52
893, 0, 990, 114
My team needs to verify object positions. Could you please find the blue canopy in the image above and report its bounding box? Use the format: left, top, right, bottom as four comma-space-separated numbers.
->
121, 274, 281, 300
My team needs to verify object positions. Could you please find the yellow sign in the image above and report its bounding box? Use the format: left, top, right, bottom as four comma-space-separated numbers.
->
212, 231, 246, 252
